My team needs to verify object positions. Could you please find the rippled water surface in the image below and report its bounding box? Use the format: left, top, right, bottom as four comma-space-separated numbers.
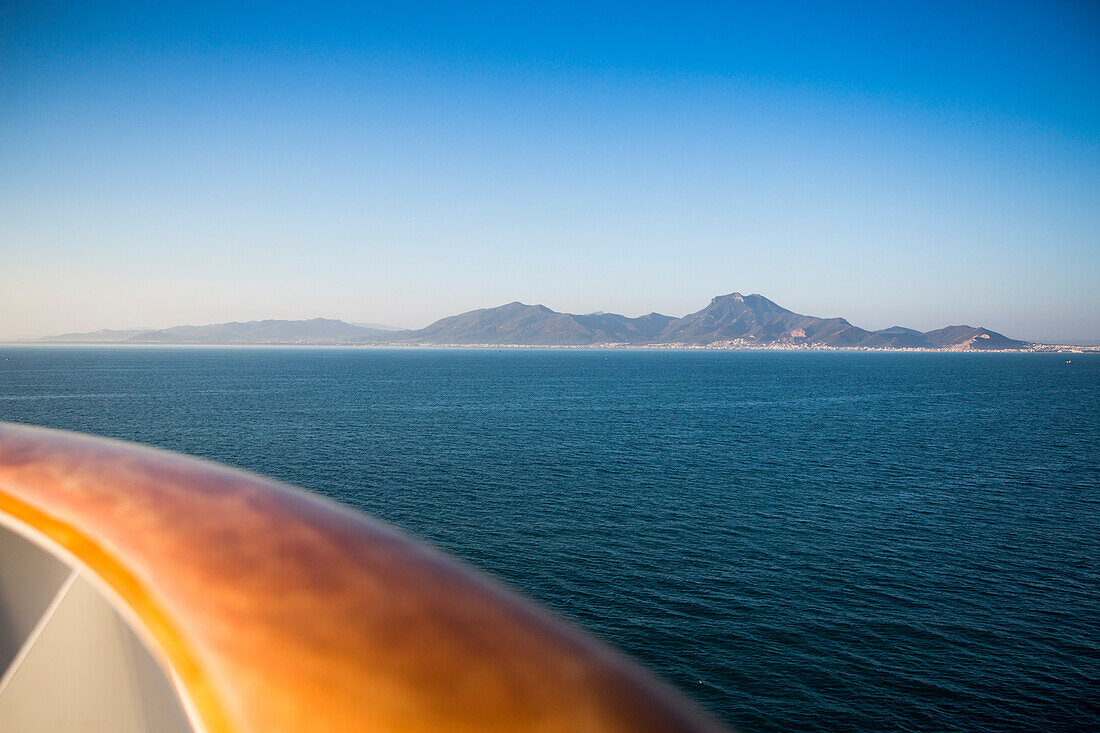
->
2, 347, 1097, 731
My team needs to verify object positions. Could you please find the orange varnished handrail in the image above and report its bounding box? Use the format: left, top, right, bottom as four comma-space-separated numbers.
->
0, 423, 726, 732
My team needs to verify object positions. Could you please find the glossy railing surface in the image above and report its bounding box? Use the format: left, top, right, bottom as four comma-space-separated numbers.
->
0, 423, 725, 732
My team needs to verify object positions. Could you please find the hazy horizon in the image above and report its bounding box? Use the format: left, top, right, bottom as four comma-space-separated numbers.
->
3, 2, 1098, 343
8, 289, 1100, 346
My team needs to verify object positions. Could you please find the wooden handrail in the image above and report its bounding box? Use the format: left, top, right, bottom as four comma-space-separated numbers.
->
0, 423, 725, 732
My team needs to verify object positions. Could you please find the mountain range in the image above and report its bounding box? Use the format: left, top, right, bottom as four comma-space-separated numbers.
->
38, 293, 1030, 350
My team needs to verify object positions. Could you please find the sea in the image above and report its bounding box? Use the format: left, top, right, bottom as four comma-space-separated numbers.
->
1, 346, 1097, 732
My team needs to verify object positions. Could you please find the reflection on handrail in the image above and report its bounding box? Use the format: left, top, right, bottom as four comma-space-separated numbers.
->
0, 423, 725, 732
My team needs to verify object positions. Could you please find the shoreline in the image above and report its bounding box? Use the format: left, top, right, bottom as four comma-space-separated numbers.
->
3, 341, 1097, 354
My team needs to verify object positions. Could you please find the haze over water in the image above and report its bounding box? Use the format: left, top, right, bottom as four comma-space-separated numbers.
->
2, 346, 1097, 731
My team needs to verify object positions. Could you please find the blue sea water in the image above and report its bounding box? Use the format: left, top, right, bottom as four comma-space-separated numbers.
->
0, 346, 1097, 731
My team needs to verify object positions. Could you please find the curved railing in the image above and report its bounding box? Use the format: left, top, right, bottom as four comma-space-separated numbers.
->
0, 423, 725, 732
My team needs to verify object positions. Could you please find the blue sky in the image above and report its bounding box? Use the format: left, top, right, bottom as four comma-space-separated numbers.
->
2, 1, 1098, 341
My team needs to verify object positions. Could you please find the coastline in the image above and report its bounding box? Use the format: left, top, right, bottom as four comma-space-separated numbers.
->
4, 341, 1097, 354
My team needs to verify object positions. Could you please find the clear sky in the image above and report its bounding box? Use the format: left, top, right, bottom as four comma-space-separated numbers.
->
2, 1, 1098, 342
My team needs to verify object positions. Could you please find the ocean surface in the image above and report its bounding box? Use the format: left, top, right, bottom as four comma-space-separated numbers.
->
1, 346, 1097, 731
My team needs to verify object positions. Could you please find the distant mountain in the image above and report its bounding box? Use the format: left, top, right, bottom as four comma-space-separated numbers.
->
401, 303, 599, 345
657, 293, 869, 346
48, 328, 151, 343
396, 293, 1027, 349
920, 325, 1027, 351
110, 318, 387, 345
39, 294, 1031, 349
575, 311, 677, 343
398, 302, 677, 345
859, 326, 930, 349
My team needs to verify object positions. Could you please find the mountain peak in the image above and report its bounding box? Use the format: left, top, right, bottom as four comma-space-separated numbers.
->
501, 301, 552, 311
707, 292, 788, 314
